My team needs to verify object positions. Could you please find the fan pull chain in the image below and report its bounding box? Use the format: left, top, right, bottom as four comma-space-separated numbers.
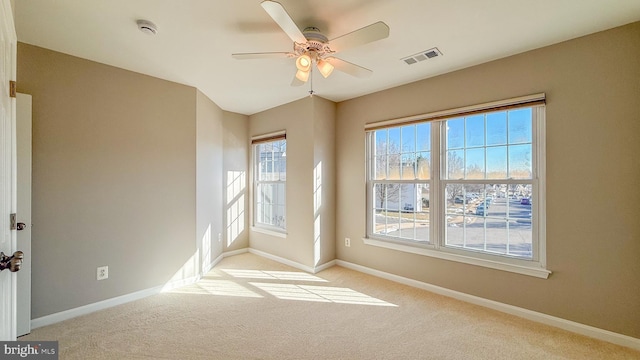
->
309, 66, 315, 97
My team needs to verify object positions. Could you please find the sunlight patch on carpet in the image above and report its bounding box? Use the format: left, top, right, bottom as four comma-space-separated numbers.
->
169, 280, 263, 298
221, 269, 328, 282
250, 282, 397, 307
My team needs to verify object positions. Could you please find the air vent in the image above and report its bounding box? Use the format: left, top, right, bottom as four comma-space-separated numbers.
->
401, 47, 443, 65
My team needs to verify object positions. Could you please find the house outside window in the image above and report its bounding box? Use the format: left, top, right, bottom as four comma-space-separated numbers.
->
365, 95, 548, 277
253, 135, 286, 232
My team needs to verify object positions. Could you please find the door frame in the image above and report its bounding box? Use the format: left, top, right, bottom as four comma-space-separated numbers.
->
0, 0, 18, 341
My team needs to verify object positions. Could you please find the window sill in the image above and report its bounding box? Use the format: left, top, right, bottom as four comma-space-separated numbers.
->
362, 237, 551, 279
251, 226, 287, 239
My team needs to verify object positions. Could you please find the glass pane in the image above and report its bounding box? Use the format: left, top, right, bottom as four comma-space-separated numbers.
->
417, 123, 431, 151
374, 129, 388, 153
465, 148, 485, 179
508, 108, 532, 144
484, 185, 505, 218
447, 150, 464, 179
446, 220, 465, 248
257, 141, 286, 181
387, 184, 401, 212
465, 115, 485, 147
388, 127, 401, 153
373, 183, 387, 210
401, 153, 416, 180
486, 146, 507, 179
399, 183, 416, 213
487, 112, 507, 146
387, 153, 401, 180
256, 182, 286, 228
416, 151, 430, 180
374, 155, 387, 180
508, 144, 532, 179
446, 118, 464, 149
486, 219, 507, 254
446, 183, 466, 212
401, 125, 415, 153
375, 183, 402, 238
415, 184, 430, 244
465, 217, 485, 251
398, 186, 416, 240
508, 219, 532, 258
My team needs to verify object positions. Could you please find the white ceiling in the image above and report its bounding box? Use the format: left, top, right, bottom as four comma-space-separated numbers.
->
14, 0, 640, 115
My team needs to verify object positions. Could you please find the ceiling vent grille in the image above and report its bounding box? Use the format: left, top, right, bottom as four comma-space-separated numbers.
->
402, 47, 442, 65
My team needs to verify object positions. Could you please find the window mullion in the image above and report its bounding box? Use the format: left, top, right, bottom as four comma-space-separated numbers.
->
432, 121, 441, 250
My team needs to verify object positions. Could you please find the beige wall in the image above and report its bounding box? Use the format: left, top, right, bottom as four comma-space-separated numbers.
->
249, 97, 315, 266
312, 97, 336, 266
248, 96, 336, 269
196, 90, 224, 272
222, 111, 250, 252
336, 22, 640, 338
18, 43, 199, 318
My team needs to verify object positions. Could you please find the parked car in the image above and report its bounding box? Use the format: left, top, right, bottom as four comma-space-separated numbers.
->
476, 204, 488, 216
520, 197, 531, 205
403, 203, 414, 212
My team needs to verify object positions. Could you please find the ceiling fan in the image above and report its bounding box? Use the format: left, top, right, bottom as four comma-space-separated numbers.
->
232, 0, 390, 88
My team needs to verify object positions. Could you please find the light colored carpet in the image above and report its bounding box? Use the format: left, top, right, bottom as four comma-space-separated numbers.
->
21, 253, 640, 359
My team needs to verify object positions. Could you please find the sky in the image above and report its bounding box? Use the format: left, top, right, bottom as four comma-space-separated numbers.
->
374, 108, 533, 179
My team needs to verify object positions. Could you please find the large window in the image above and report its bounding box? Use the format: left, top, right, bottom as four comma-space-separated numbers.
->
253, 136, 286, 232
366, 96, 547, 276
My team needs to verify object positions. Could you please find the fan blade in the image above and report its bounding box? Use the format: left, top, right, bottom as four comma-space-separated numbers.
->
326, 57, 372, 78
232, 52, 291, 60
261, 1, 307, 44
329, 21, 389, 53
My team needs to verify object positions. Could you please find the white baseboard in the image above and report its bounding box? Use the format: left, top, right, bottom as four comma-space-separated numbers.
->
336, 260, 640, 351
223, 248, 249, 258
31, 285, 163, 330
248, 248, 335, 274
314, 259, 336, 273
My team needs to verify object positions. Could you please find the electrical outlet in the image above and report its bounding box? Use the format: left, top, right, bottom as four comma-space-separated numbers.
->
97, 266, 108, 280
345, 238, 351, 247
218, 233, 222, 242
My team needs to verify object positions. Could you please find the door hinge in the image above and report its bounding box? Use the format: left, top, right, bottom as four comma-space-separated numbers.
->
10, 213, 16, 230
9, 81, 16, 98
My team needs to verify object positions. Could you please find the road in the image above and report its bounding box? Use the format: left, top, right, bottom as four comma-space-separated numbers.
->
374, 198, 533, 258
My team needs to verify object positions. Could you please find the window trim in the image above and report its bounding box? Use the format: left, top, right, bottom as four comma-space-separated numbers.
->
364, 95, 549, 278
251, 131, 287, 234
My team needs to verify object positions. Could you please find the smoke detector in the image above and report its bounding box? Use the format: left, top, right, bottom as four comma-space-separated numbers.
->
136, 19, 158, 35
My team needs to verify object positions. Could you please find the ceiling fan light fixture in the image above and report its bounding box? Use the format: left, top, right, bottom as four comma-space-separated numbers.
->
317, 59, 334, 78
296, 54, 311, 72
295, 69, 310, 82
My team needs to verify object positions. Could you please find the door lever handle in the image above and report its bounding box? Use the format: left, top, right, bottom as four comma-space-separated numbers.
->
16, 222, 26, 231
0, 251, 24, 272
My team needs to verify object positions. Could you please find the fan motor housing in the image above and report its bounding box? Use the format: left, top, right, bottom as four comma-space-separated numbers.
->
303, 27, 328, 43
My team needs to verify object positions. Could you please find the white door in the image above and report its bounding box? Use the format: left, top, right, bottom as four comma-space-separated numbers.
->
16, 93, 31, 337
0, 0, 18, 341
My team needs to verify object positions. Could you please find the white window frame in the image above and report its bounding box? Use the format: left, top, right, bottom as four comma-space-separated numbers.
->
251, 132, 287, 235
364, 95, 550, 279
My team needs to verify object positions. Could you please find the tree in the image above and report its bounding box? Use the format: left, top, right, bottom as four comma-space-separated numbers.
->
446, 151, 465, 203
374, 140, 401, 209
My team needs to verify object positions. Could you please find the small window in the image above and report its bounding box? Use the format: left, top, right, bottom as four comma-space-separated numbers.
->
253, 137, 286, 231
